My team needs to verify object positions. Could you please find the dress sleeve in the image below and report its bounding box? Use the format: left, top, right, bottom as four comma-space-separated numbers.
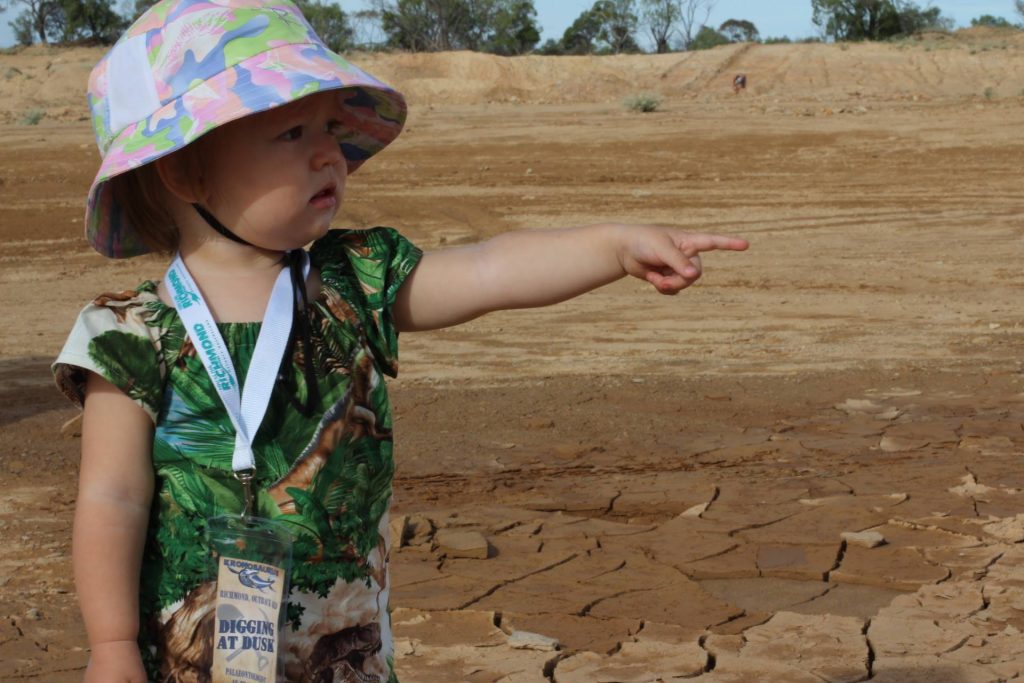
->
310, 227, 423, 377
52, 291, 167, 424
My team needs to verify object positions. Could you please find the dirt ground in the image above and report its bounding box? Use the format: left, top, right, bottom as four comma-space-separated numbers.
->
2, 34, 1024, 682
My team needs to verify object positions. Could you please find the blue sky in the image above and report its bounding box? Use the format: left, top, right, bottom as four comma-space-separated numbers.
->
0, 1, 1019, 48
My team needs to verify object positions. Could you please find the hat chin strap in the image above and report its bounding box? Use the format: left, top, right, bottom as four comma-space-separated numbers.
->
190, 202, 322, 415
192, 203, 254, 247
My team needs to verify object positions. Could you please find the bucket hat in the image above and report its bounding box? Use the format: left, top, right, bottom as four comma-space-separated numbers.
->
85, 0, 407, 258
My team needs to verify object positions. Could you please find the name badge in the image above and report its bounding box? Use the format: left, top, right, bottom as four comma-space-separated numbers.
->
208, 515, 293, 683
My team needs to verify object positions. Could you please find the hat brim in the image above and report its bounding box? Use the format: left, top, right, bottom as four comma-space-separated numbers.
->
86, 43, 406, 259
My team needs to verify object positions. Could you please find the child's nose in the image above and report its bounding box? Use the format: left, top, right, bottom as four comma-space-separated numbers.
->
312, 134, 344, 170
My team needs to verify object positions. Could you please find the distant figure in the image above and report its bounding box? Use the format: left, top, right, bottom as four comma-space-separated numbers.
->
733, 73, 747, 94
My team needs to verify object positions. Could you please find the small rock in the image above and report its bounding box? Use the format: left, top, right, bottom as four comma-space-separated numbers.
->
879, 435, 929, 452
405, 514, 435, 547
520, 417, 554, 430
982, 514, 1024, 543
507, 630, 559, 651
389, 515, 409, 549
842, 531, 886, 548
25, 608, 42, 620
681, 502, 709, 518
836, 398, 885, 414
435, 529, 490, 559
881, 387, 921, 397
61, 413, 83, 438
875, 407, 902, 421
949, 473, 994, 498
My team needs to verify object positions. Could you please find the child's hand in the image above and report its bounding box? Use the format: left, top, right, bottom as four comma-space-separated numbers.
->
84, 640, 147, 683
617, 225, 749, 294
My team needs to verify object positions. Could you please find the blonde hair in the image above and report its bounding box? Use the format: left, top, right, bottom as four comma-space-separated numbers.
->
107, 142, 207, 256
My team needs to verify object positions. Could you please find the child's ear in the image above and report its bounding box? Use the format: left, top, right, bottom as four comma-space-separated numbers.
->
154, 151, 206, 204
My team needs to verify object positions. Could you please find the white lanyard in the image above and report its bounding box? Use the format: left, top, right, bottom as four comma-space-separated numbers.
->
166, 252, 310, 474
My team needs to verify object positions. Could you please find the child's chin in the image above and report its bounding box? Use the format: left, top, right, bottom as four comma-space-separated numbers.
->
311, 220, 334, 240
296, 218, 334, 243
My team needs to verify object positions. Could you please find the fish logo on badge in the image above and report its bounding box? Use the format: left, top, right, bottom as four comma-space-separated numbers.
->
229, 565, 276, 592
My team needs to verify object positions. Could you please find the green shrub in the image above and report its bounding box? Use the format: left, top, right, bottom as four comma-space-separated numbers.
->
690, 26, 730, 50
20, 109, 44, 125
624, 93, 661, 113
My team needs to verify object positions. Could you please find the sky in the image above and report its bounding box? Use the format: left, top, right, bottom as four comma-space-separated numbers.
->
0, 0, 1019, 49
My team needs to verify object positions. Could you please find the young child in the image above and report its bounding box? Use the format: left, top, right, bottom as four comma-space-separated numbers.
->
52, 1, 748, 681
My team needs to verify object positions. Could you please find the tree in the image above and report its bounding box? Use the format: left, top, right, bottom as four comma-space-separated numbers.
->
3, 0, 60, 43
811, 0, 949, 41
560, 4, 604, 53
970, 14, 1013, 29
639, 0, 680, 53
375, 0, 539, 53
10, 12, 35, 44
678, 0, 716, 49
350, 9, 387, 48
52, 0, 125, 43
593, 0, 640, 53
129, 0, 157, 20
558, 0, 640, 54
811, 0, 899, 40
377, 0, 469, 51
689, 24, 728, 49
295, 0, 352, 52
484, 0, 540, 55
891, 0, 952, 34
536, 37, 564, 54
1017, 0, 1024, 22
718, 18, 758, 42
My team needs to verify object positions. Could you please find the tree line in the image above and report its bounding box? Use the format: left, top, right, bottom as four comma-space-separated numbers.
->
3, 0, 1024, 51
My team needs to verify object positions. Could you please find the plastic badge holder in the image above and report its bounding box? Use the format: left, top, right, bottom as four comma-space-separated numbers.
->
207, 515, 293, 683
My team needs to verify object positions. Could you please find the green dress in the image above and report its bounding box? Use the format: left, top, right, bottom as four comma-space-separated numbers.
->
54, 228, 422, 683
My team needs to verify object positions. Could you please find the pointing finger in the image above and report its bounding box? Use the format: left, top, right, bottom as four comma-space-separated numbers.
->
677, 233, 749, 256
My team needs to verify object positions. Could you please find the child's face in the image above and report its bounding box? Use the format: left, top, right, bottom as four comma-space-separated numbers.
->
198, 91, 350, 251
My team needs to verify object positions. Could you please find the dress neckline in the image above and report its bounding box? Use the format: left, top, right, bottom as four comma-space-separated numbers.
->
139, 280, 264, 326
140, 277, 325, 326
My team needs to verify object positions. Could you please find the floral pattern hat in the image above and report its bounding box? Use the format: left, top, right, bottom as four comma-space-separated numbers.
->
85, 0, 407, 258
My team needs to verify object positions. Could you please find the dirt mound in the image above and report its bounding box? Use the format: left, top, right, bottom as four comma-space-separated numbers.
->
3, 34, 1024, 124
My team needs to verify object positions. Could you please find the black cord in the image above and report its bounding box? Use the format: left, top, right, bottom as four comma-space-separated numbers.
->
192, 203, 253, 246
191, 204, 320, 416
288, 250, 321, 415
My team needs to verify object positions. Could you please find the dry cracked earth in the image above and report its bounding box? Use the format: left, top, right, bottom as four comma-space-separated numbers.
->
3, 39, 1024, 682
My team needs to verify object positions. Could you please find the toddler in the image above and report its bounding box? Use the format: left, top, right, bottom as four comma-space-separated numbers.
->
53, 1, 748, 681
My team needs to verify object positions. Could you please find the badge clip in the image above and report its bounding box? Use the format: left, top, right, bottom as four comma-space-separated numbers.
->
234, 468, 256, 518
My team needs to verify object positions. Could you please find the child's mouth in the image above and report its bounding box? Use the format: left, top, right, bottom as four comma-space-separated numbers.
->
310, 185, 336, 208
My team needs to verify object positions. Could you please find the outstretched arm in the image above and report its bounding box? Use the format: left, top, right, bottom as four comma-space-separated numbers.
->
393, 223, 748, 332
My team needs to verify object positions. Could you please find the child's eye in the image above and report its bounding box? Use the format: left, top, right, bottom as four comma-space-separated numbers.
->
280, 126, 303, 141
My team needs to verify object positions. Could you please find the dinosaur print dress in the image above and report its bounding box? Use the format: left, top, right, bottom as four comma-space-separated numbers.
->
53, 228, 421, 683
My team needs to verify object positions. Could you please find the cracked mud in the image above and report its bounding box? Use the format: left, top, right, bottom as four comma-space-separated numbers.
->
3, 37, 1024, 682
